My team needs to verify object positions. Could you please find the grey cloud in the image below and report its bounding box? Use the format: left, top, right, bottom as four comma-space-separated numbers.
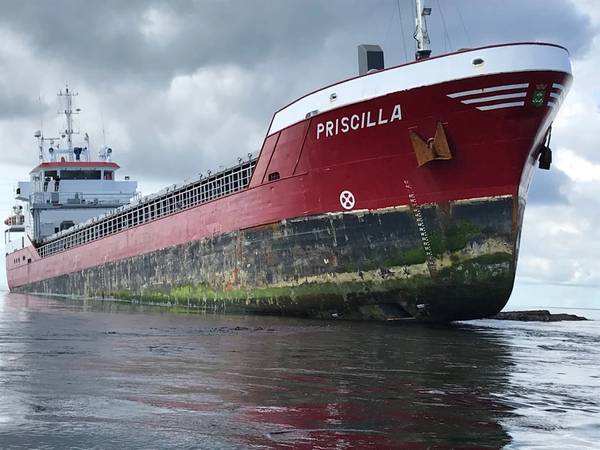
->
429, 0, 595, 58
0, 92, 50, 120
0, 1, 382, 84
0, 1, 593, 83
527, 167, 571, 205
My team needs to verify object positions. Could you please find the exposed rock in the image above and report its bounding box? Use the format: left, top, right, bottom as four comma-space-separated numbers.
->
493, 310, 587, 322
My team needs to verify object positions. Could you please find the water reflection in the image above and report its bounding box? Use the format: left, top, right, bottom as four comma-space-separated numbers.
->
223, 323, 515, 448
2, 292, 596, 449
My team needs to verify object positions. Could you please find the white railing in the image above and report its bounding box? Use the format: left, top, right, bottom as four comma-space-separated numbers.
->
30, 191, 133, 208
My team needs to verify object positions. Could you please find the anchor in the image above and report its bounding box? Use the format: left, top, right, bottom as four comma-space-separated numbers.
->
409, 122, 453, 167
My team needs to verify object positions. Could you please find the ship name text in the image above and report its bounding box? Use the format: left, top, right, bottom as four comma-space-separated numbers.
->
316, 104, 402, 140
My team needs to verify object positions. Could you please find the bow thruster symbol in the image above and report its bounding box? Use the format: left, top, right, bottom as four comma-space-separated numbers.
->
339, 190, 355, 210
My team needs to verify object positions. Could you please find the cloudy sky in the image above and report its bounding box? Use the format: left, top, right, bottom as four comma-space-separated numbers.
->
1, 0, 599, 310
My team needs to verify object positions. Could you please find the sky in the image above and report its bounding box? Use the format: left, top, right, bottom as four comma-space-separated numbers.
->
0, 0, 599, 310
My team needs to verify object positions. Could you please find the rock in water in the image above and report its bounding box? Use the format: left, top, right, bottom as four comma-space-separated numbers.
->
492, 310, 587, 322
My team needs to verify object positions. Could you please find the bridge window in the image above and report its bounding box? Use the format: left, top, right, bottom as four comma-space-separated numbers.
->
60, 170, 102, 180
268, 172, 280, 181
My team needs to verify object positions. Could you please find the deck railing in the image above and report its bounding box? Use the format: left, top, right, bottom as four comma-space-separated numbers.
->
31, 191, 133, 208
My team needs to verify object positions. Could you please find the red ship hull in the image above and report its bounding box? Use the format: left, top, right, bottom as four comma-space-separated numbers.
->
6, 44, 572, 321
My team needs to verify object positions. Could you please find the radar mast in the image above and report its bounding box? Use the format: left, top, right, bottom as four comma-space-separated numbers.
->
57, 84, 79, 154
414, 0, 432, 60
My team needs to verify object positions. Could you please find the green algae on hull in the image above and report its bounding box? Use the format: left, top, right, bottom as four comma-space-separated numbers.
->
107, 250, 514, 321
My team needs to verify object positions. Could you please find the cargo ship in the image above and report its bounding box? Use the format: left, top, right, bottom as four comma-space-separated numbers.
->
4, 4, 572, 321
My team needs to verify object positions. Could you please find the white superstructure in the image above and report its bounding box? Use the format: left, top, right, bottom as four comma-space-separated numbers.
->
5, 86, 138, 248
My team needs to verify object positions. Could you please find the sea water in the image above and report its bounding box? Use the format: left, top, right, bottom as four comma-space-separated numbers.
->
0, 291, 598, 449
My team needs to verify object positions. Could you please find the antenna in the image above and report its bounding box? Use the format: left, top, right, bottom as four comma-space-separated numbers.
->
34, 92, 59, 163
414, 0, 432, 60
57, 84, 80, 156
38, 93, 44, 135
37, 93, 44, 161
34, 130, 43, 162
396, 0, 409, 63
100, 108, 107, 147
84, 132, 90, 162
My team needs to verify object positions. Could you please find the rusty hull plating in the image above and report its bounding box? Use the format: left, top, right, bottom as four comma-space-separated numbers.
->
21, 196, 517, 322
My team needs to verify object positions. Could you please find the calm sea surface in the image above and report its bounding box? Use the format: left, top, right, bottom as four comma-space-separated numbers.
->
0, 291, 598, 449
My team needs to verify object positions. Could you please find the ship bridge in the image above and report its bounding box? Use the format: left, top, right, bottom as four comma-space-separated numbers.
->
17, 161, 137, 242
6, 85, 138, 245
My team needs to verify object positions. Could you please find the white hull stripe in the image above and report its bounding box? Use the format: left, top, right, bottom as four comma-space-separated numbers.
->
552, 82, 565, 90
447, 83, 529, 98
461, 92, 527, 104
476, 101, 525, 111
548, 90, 562, 108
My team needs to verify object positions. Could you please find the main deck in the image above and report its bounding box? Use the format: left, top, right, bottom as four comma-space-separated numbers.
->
37, 159, 257, 258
